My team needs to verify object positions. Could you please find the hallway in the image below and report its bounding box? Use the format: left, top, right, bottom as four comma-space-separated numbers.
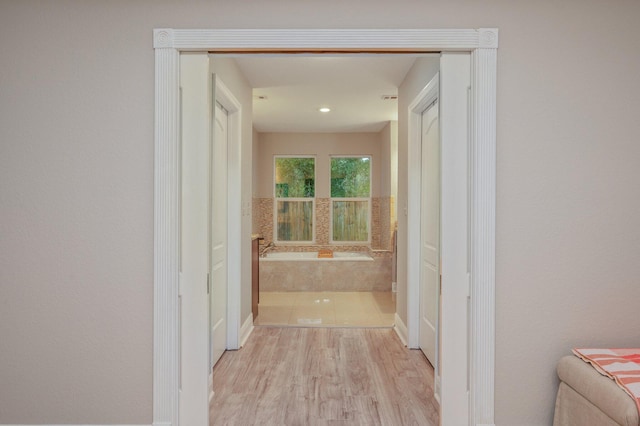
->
210, 327, 439, 425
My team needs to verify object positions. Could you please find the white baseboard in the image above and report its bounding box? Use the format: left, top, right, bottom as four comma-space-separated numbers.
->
239, 314, 254, 347
1, 424, 153, 426
209, 371, 214, 403
393, 313, 408, 346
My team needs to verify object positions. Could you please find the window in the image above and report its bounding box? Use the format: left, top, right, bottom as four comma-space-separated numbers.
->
330, 156, 371, 243
274, 156, 315, 242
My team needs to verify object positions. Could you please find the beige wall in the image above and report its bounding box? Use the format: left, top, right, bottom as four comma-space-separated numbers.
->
386, 121, 399, 241
379, 122, 392, 197
252, 128, 260, 233
378, 121, 398, 250
2, 1, 640, 425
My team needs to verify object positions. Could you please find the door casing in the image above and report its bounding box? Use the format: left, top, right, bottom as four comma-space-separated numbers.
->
154, 28, 498, 426
178, 53, 211, 426
413, 71, 440, 389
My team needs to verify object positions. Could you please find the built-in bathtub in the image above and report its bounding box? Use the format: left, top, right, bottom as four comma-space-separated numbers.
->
260, 251, 373, 261
259, 251, 391, 292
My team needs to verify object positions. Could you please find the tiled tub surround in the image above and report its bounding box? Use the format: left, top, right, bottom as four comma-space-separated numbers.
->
259, 251, 392, 292
254, 196, 395, 292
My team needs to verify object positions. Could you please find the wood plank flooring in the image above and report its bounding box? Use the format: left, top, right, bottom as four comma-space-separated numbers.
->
210, 327, 439, 425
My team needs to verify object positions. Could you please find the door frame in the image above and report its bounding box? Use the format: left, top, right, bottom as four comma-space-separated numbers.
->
153, 28, 498, 426
409, 72, 440, 398
207, 75, 243, 402
211, 76, 243, 352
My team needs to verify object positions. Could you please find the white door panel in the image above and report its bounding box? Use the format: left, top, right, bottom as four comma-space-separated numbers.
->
419, 98, 440, 367
210, 101, 228, 369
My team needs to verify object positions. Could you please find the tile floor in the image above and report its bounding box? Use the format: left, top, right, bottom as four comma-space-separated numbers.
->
255, 291, 396, 327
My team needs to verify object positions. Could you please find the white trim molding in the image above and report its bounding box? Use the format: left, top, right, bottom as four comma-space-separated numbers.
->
154, 28, 497, 426
154, 28, 486, 51
470, 44, 497, 426
394, 313, 409, 346
239, 314, 254, 347
154, 43, 180, 426
209, 372, 214, 404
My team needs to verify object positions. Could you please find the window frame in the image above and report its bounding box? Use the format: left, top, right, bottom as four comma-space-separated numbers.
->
273, 155, 316, 244
329, 155, 372, 245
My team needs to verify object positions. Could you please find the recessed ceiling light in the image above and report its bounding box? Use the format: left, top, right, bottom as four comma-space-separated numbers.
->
319, 107, 331, 113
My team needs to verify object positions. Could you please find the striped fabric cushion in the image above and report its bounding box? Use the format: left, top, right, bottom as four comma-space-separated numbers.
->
573, 348, 640, 416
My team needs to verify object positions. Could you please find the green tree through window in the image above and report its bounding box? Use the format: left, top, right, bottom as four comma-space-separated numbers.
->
275, 158, 315, 197
330, 157, 370, 198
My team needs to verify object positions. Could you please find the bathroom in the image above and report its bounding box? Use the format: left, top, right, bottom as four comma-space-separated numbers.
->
235, 55, 440, 327
247, 56, 403, 326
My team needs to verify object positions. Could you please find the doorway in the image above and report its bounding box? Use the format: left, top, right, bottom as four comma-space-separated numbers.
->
178, 55, 244, 425
234, 54, 419, 329
154, 28, 498, 426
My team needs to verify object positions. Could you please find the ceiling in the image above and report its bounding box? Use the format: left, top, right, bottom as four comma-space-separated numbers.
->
231, 54, 437, 133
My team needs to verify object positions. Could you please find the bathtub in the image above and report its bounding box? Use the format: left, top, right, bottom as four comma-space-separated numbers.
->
259, 251, 390, 292
260, 251, 373, 261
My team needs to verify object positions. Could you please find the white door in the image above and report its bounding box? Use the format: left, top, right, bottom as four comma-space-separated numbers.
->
419, 99, 440, 368
179, 53, 211, 426
210, 101, 228, 369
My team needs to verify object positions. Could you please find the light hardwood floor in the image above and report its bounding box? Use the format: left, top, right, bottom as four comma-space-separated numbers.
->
210, 327, 439, 425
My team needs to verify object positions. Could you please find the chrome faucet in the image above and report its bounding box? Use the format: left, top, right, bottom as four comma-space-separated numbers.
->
259, 241, 275, 257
